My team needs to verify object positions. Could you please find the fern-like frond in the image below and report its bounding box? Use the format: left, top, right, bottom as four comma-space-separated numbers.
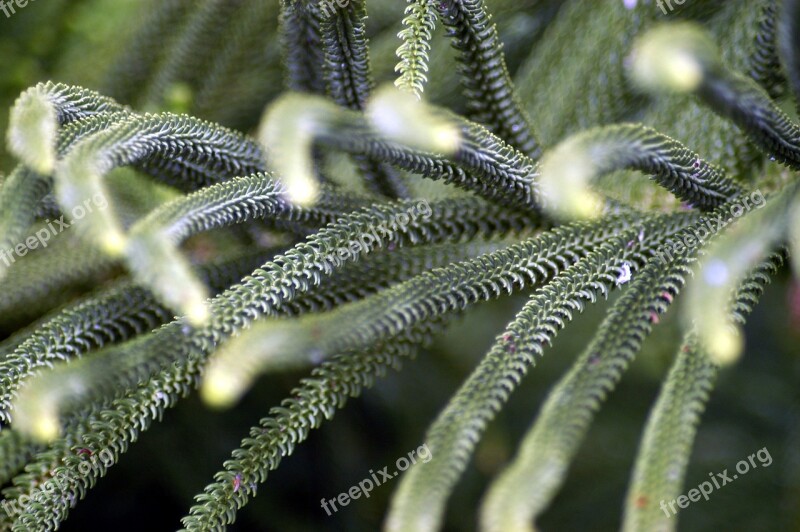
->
631, 22, 800, 169
122, 172, 369, 321
474, 204, 784, 529
316, 0, 372, 110
622, 250, 784, 531
748, 1, 784, 100
52, 111, 267, 255
686, 181, 800, 364
279, 0, 326, 95
384, 215, 691, 532
181, 320, 450, 531
620, 334, 717, 532
0, 430, 41, 488
259, 89, 457, 206
436, 0, 541, 158
200, 214, 641, 407
9, 82, 129, 140
2, 112, 129, 246
2, 366, 194, 531
57, 111, 266, 193
0, 282, 172, 426
477, 214, 723, 531
261, 89, 546, 210
539, 123, 744, 219
630, 1, 770, 183
394, 0, 437, 98
295, 236, 529, 315
2, 1, 798, 529
314, 0, 411, 198
4, 257, 472, 529
1, 84, 133, 263
0, 168, 51, 278
9, 197, 535, 441
0, 248, 275, 427
476, 195, 786, 529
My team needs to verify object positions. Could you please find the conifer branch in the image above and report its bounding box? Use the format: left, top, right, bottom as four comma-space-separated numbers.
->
385, 215, 691, 532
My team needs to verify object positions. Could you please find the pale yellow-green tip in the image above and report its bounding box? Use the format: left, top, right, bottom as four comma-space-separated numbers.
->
170, 277, 211, 327
200, 369, 247, 409
31, 413, 62, 442
283, 167, 320, 207
538, 140, 604, 220
99, 229, 129, 257
368, 84, 461, 155
8, 89, 58, 174
55, 159, 129, 258
125, 232, 211, 326
186, 300, 211, 327
258, 94, 326, 208
13, 399, 63, 442
628, 23, 716, 94
201, 322, 307, 408
705, 327, 744, 367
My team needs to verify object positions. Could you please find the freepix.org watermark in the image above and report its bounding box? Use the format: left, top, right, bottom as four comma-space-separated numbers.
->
320, 443, 432, 516
660, 446, 773, 518
319, 0, 351, 19
1, 447, 114, 518
656, 0, 688, 15
655, 189, 766, 264
0, 192, 108, 268
0, 0, 36, 18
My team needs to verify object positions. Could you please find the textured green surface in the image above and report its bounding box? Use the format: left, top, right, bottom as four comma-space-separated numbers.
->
0, 1, 798, 531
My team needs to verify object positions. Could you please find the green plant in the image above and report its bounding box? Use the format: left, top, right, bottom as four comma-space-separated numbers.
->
0, 0, 798, 530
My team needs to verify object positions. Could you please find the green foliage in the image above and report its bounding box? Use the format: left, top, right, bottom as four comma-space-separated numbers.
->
395, 0, 437, 98
0, 1, 798, 530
